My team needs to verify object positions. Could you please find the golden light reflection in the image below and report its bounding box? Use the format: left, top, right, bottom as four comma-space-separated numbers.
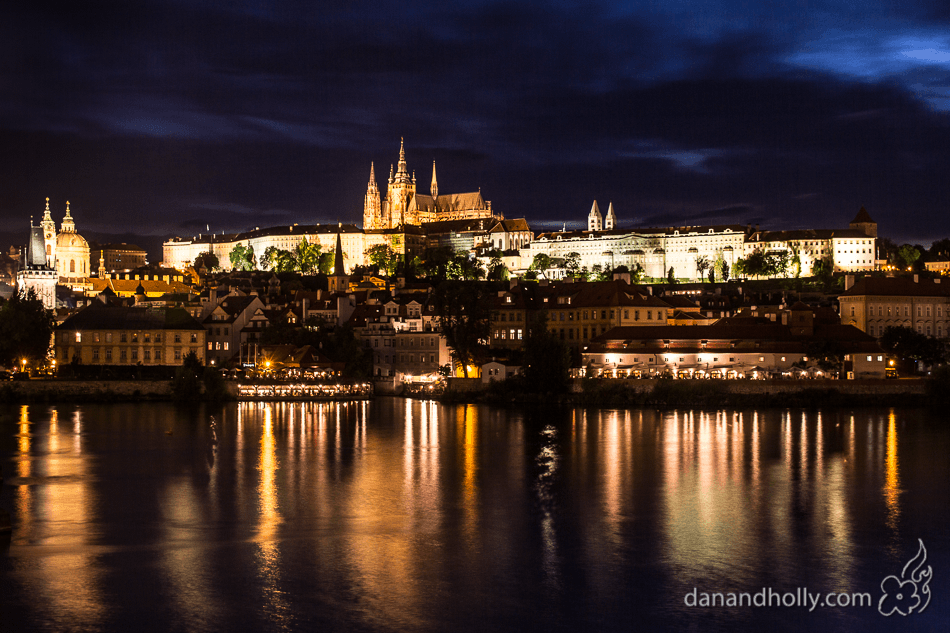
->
256, 405, 288, 620
884, 411, 900, 533
34, 406, 105, 627
662, 408, 755, 585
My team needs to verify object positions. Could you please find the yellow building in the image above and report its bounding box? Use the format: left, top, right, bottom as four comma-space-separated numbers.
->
838, 275, 950, 338
55, 303, 206, 366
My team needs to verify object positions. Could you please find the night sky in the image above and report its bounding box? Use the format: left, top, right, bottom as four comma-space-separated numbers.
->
3, 0, 950, 256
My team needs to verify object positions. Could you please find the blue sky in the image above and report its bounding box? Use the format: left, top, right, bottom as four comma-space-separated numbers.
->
2, 0, 949, 249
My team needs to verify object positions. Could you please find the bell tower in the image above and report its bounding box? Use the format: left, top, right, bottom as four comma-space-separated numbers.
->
40, 197, 57, 267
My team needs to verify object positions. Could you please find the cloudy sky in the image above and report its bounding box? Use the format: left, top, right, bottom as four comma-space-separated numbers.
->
2, 0, 950, 254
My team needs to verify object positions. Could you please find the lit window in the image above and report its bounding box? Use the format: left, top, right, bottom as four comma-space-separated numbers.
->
75, 332, 82, 343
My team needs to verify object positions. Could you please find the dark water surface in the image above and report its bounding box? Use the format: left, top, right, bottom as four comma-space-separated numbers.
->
1, 400, 947, 632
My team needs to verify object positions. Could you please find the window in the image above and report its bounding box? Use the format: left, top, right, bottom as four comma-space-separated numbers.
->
75, 332, 82, 343
155, 333, 162, 343
131, 349, 138, 361
624, 310, 629, 319
174, 333, 182, 343
120, 350, 127, 361
877, 355, 883, 362
867, 355, 872, 362
155, 350, 162, 362
93, 348, 99, 361
175, 349, 182, 361
191, 333, 198, 343
106, 332, 113, 343
647, 311, 652, 320
120, 332, 127, 343
106, 349, 113, 361
132, 333, 138, 343
634, 310, 640, 321
144, 349, 151, 361
94, 332, 100, 342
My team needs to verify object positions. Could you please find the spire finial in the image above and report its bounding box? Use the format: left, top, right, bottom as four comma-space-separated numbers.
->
430, 160, 438, 197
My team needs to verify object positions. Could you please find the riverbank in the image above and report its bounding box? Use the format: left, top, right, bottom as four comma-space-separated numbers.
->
434, 377, 934, 409
0, 376, 939, 409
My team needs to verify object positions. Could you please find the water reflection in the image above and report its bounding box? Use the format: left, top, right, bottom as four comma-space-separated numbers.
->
1, 402, 944, 633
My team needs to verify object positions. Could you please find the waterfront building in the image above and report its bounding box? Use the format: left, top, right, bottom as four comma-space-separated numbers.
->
838, 274, 950, 338
54, 302, 206, 366
487, 278, 674, 355
582, 308, 885, 379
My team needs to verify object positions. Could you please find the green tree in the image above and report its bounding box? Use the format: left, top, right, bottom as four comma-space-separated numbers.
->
273, 249, 297, 273
487, 255, 509, 281
228, 243, 255, 271
880, 326, 947, 369
695, 255, 710, 282
432, 281, 490, 378
895, 244, 921, 271
260, 246, 279, 271
521, 314, 572, 394
666, 266, 677, 284
565, 252, 582, 278
367, 244, 399, 276
171, 351, 204, 401
529, 253, 552, 276
193, 251, 219, 272
295, 237, 321, 274
0, 288, 55, 367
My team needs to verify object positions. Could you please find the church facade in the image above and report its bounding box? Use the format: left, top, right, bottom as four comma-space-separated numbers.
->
38, 197, 91, 282
363, 139, 500, 230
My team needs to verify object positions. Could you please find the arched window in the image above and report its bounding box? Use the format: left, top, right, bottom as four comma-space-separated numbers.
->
70, 260, 75, 273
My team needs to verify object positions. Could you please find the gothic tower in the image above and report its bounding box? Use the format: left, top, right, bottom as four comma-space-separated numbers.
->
588, 200, 603, 232
430, 161, 438, 198
363, 162, 382, 230
328, 229, 347, 293
385, 138, 416, 228
40, 197, 57, 267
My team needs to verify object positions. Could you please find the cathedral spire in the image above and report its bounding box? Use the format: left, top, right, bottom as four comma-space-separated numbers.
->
393, 137, 412, 184
367, 162, 378, 192
430, 161, 438, 198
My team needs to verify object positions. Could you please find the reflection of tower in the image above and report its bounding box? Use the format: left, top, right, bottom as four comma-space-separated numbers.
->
386, 138, 416, 228
363, 162, 381, 230
40, 197, 57, 267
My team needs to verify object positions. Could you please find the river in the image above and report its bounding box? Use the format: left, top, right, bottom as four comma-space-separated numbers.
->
1, 399, 947, 632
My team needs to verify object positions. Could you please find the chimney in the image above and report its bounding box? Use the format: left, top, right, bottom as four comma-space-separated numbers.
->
844, 274, 855, 291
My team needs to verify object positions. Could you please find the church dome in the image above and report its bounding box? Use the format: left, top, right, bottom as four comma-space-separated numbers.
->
57, 231, 89, 249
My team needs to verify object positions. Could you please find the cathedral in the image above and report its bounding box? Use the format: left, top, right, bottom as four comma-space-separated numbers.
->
363, 139, 501, 230
38, 197, 91, 281
18, 198, 92, 309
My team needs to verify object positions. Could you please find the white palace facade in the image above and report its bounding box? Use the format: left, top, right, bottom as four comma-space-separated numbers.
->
523, 204, 877, 280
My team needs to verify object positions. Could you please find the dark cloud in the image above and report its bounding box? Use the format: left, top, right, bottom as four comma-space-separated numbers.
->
2, 0, 950, 252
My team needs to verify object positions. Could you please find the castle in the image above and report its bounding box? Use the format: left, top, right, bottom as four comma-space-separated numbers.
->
363, 139, 500, 230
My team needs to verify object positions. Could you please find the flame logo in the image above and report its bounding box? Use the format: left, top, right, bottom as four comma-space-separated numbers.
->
878, 539, 933, 616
